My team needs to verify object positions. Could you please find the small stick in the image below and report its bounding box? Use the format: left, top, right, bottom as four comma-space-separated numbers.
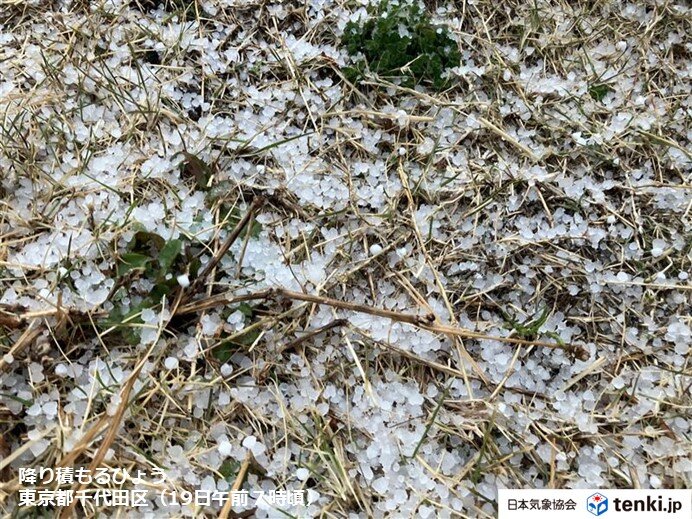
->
0, 321, 43, 373
278, 318, 349, 353
175, 288, 588, 359
0, 310, 22, 329
189, 197, 264, 294
175, 290, 274, 316
277, 288, 436, 327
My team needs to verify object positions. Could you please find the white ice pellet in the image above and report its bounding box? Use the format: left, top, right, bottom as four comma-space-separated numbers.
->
408, 392, 424, 406
27, 403, 42, 416
168, 445, 184, 461
201, 314, 221, 336
176, 274, 190, 287
226, 310, 245, 331
218, 392, 231, 406
28, 363, 45, 383
651, 239, 667, 257
43, 401, 58, 417
140, 327, 159, 345
307, 489, 320, 504
372, 477, 389, 494
29, 439, 49, 457
674, 343, 689, 355
201, 476, 216, 491
611, 376, 626, 389
184, 340, 198, 358
251, 442, 265, 456
242, 435, 257, 449
141, 308, 157, 324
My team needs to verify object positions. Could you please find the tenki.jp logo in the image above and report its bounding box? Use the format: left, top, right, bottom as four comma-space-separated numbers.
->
587, 493, 608, 516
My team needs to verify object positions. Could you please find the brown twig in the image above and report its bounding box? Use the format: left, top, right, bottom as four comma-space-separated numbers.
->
188, 196, 265, 295
175, 288, 588, 359
0, 320, 44, 373
278, 318, 349, 353
0, 309, 23, 329
219, 452, 253, 519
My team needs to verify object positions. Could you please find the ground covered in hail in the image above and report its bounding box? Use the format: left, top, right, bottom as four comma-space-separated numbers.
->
0, 0, 690, 517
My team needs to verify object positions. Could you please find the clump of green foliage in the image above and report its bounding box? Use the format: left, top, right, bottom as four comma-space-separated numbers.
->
341, 1, 461, 90
102, 230, 196, 344
104, 226, 260, 354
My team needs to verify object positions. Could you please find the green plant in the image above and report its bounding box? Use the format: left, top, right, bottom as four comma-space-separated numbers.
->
501, 306, 565, 344
103, 230, 199, 343
211, 302, 261, 362
588, 83, 610, 102
341, 1, 460, 90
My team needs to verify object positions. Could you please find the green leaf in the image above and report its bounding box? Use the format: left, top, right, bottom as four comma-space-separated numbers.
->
222, 204, 242, 229
101, 301, 151, 345
0, 392, 34, 407
248, 220, 262, 238
159, 239, 183, 273
589, 83, 610, 102
212, 341, 235, 363
237, 303, 254, 318
150, 280, 176, 300
212, 328, 261, 363
219, 460, 240, 481
235, 327, 261, 346
117, 252, 152, 276
188, 257, 201, 278
220, 204, 262, 237
501, 306, 551, 339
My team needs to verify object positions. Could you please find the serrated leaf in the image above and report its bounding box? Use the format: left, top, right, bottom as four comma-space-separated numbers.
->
340, 0, 459, 92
